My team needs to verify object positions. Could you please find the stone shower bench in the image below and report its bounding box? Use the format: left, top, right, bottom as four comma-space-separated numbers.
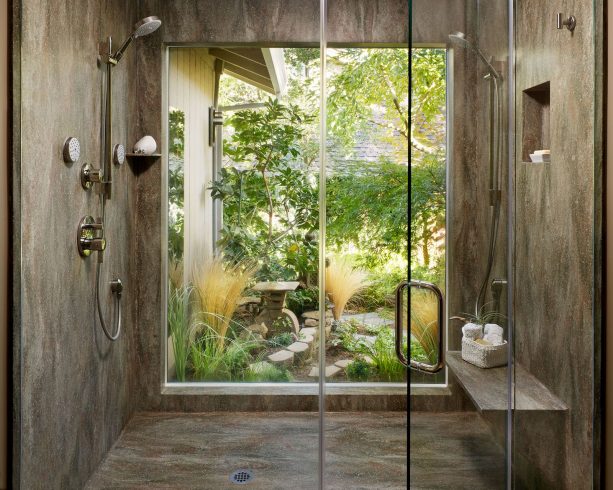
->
446, 351, 568, 412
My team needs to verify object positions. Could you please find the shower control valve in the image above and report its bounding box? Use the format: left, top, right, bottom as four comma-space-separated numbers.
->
556, 13, 576, 32
77, 216, 106, 258
81, 163, 104, 190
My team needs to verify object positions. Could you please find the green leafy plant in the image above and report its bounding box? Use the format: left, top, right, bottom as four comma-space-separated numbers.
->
458, 303, 506, 326
357, 328, 406, 382
268, 332, 294, 348
190, 333, 258, 382
168, 286, 191, 382
331, 319, 361, 352
346, 359, 371, 381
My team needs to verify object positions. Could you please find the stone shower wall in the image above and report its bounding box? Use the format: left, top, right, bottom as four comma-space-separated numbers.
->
14, 0, 138, 487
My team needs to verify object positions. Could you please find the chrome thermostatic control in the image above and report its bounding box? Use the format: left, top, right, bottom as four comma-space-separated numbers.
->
77, 216, 106, 257
80, 163, 104, 190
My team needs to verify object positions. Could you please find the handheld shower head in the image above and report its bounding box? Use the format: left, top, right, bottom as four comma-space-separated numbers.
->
448, 31, 501, 79
133, 16, 162, 38
113, 16, 162, 63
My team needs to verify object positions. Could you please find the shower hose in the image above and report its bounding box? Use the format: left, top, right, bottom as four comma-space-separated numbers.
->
95, 260, 122, 341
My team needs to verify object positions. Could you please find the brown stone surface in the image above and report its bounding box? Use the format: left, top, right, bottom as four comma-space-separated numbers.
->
14, 0, 139, 487
86, 412, 407, 489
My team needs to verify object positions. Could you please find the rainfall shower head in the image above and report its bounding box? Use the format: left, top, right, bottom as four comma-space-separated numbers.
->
448, 31, 501, 79
112, 16, 162, 63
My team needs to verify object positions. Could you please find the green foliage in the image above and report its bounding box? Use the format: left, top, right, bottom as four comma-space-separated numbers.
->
212, 99, 318, 280
190, 334, 258, 382
327, 160, 408, 267
346, 359, 371, 381
168, 108, 185, 263
168, 286, 191, 382
330, 320, 361, 352
328, 49, 409, 149
244, 362, 293, 382
410, 338, 430, 364
268, 332, 294, 348
356, 327, 407, 382
286, 287, 319, 317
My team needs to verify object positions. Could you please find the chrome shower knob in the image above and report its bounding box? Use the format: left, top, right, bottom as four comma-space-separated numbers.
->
63, 136, 80, 163
113, 144, 125, 165
80, 163, 104, 190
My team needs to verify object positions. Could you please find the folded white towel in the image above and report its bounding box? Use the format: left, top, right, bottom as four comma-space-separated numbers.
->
462, 323, 483, 340
483, 323, 504, 345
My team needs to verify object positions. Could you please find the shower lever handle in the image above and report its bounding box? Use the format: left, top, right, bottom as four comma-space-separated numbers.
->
556, 13, 576, 32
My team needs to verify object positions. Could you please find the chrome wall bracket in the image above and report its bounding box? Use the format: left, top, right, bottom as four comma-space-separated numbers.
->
556, 13, 576, 32
80, 163, 103, 190
77, 216, 106, 257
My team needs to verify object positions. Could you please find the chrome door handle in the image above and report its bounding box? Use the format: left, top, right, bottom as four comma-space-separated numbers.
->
395, 280, 445, 373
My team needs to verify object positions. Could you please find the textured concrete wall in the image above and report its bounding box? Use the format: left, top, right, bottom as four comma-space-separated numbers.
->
15, 0, 138, 487
132, 0, 408, 412
514, 0, 598, 487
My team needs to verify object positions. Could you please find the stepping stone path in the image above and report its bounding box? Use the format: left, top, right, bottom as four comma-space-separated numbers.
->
341, 311, 393, 328
267, 350, 294, 366
286, 341, 311, 364
334, 359, 353, 369
308, 365, 342, 378
300, 327, 317, 337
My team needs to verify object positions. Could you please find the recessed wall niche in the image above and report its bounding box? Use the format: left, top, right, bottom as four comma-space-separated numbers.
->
521, 81, 550, 162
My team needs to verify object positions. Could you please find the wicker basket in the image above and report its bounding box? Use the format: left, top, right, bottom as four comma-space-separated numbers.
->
461, 337, 508, 368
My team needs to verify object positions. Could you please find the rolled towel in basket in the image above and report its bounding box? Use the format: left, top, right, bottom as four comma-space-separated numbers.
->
462, 323, 483, 340
483, 324, 504, 345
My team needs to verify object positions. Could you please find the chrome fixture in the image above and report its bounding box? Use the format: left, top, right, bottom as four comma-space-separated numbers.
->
62, 136, 80, 163
80, 163, 103, 190
113, 144, 125, 166
91, 16, 161, 342
396, 280, 445, 373
449, 31, 503, 315
100, 16, 161, 199
77, 216, 106, 257
557, 13, 576, 32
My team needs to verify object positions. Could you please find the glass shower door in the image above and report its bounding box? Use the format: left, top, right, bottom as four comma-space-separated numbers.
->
409, 0, 512, 489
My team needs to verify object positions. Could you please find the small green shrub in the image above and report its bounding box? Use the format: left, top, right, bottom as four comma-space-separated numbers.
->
190, 334, 257, 381
357, 328, 406, 382
244, 362, 293, 382
268, 332, 294, 348
346, 359, 371, 381
331, 320, 361, 352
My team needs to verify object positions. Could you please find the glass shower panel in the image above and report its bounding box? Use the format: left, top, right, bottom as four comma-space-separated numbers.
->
321, 1, 408, 488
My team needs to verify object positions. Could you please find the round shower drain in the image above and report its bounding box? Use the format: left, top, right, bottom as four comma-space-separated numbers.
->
229, 469, 254, 485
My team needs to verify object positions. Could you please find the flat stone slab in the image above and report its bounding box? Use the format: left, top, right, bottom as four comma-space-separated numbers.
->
267, 350, 294, 365
253, 281, 300, 292
287, 342, 309, 353
300, 327, 317, 336
298, 334, 314, 344
334, 359, 353, 369
304, 318, 319, 327
307, 365, 343, 378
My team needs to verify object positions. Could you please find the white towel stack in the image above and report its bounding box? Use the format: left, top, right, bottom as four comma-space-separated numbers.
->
461, 322, 483, 340
483, 324, 504, 345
